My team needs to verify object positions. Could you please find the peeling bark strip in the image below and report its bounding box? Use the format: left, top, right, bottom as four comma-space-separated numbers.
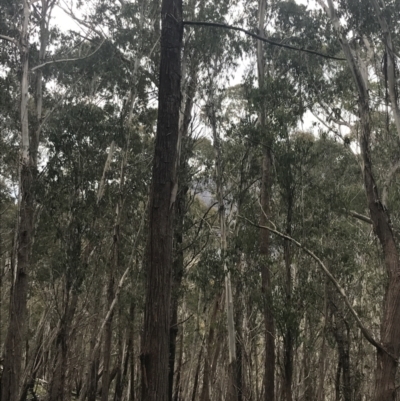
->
141, 0, 183, 400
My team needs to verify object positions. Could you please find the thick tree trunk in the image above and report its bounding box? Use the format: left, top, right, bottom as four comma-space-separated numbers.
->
140, 0, 183, 399
359, 101, 400, 401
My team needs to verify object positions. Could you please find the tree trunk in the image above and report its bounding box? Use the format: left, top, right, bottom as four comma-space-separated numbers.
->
48, 290, 79, 401
258, 81, 275, 401
318, 3, 400, 399
2, 2, 51, 399
331, 303, 351, 401
200, 296, 218, 401
359, 98, 400, 401
140, 0, 183, 399
168, 45, 197, 401
283, 188, 293, 401
102, 141, 127, 401
316, 280, 328, 401
190, 341, 204, 401
208, 101, 238, 401
257, 1, 275, 400
173, 322, 184, 401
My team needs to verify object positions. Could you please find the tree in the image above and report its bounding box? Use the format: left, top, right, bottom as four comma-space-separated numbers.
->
140, 0, 183, 400
316, 0, 400, 399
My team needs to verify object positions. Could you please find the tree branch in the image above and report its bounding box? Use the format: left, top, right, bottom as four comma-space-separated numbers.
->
0, 34, 19, 47
240, 215, 397, 361
183, 20, 345, 61
30, 39, 105, 72
348, 210, 373, 224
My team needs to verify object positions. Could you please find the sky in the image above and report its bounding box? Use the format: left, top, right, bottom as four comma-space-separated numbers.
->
50, 0, 349, 137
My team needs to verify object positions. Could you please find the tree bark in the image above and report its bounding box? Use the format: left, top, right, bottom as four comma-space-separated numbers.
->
257, 2, 275, 400
168, 45, 197, 401
200, 294, 222, 401
332, 309, 351, 401
209, 100, 238, 401
283, 192, 293, 401
140, 0, 183, 399
173, 323, 184, 401
2, 1, 38, 399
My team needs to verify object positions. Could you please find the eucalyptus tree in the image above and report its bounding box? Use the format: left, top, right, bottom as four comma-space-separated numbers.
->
315, 0, 400, 399
0, 1, 63, 398
140, 0, 183, 399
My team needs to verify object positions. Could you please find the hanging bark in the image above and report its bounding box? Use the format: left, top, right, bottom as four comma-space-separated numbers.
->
140, 0, 183, 399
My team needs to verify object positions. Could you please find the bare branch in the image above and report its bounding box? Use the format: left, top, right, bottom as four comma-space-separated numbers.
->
30, 39, 105, 72
57, 1, 106, 38
183, 21, 346, 61
0, 34, 19, 47
348, 210, 373, 224
240, 215, 397, 361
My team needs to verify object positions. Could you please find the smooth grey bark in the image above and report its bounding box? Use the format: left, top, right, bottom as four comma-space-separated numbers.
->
2, 1, 48, 398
